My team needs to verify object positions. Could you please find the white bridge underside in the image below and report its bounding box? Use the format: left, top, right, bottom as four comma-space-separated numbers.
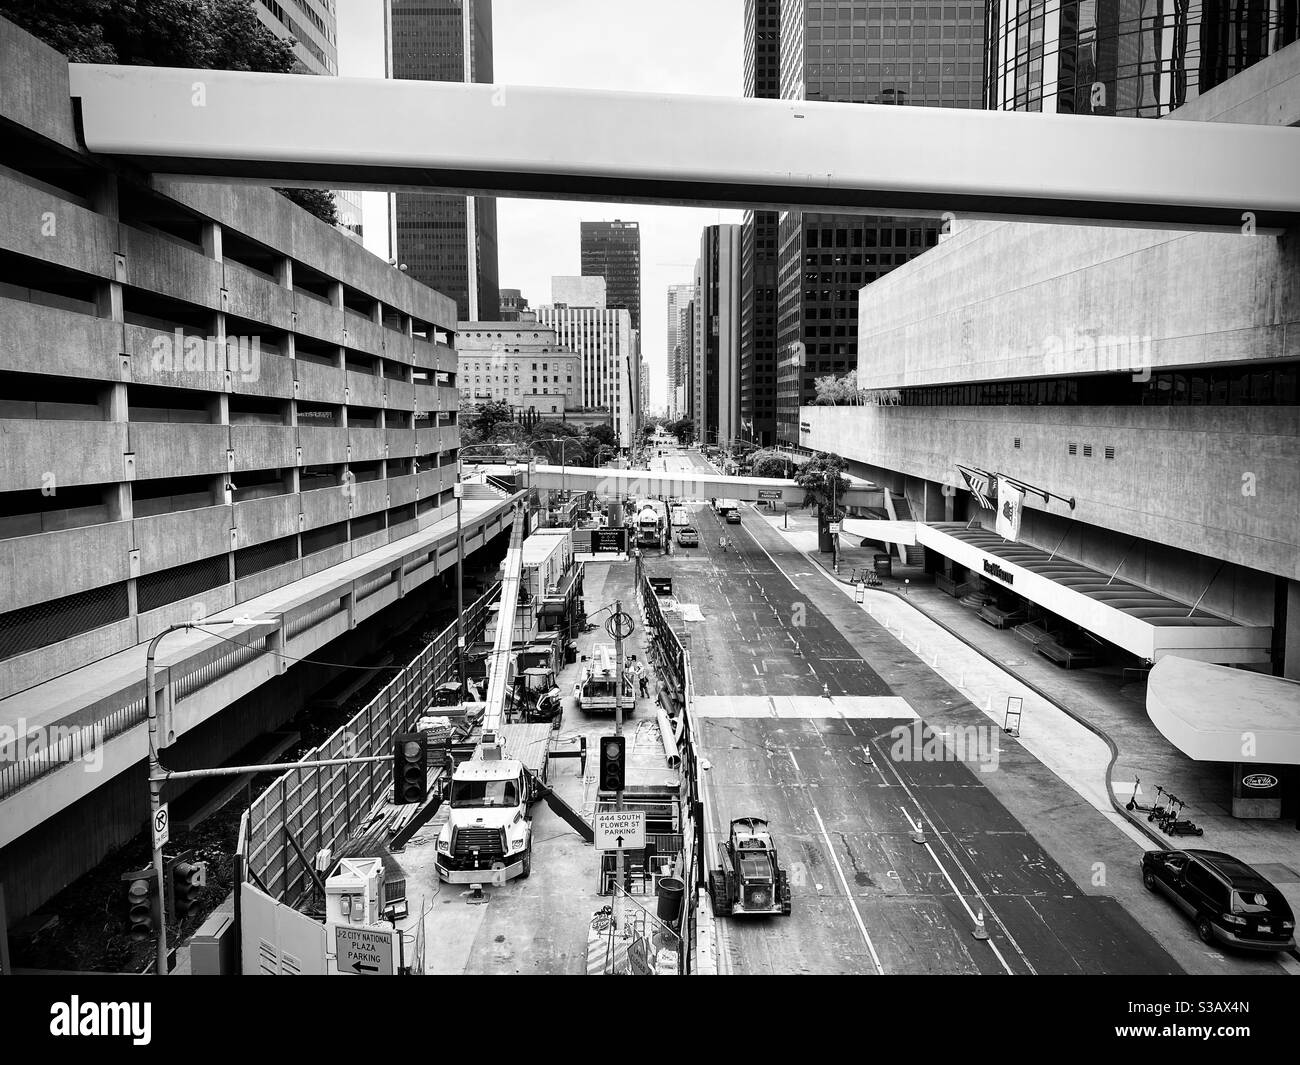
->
67, 66, 1300, 230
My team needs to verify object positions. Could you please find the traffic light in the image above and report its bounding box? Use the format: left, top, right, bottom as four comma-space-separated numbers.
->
170, 859, 206, 919
599, 734, 626, 792
393, 732, 428, 804
122, 866, 159, 941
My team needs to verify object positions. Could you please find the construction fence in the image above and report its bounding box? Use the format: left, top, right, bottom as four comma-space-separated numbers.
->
237, 583, 500, 904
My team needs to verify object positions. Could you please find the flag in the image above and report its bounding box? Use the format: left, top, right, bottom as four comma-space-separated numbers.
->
996, 477, 1025, 541
958, 466, 996, 511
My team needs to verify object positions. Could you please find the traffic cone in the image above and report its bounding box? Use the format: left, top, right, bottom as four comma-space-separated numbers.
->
973, 910, 989, 941
910, 821, 927, 845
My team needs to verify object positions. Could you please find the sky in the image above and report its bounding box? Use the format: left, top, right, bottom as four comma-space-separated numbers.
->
336, 0, 745, 413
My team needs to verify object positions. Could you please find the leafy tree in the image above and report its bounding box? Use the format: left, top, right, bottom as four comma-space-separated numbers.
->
813, 370, 866, 405
750, 450, 795, 479
465, 399, 514, 442
3, 0, 338, 226
583, 423, 617, 449
664, 416, 695, 444
794, 451, 851, 520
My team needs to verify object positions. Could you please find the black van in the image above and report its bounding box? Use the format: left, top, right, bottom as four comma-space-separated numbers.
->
1142, 849, 1295, 951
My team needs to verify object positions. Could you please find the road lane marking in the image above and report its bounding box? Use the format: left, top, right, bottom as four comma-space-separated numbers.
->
896, 806, 1014, 976
873, 747, 1036, 975
812, 806, 884, 974
788, 750, 800, 772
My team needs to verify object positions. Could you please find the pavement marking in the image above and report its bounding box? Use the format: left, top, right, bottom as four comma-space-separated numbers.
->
693, 696, 918, 718
788, 749, 800, 772
871, 742, 1038, 975
812, 805, 884, 974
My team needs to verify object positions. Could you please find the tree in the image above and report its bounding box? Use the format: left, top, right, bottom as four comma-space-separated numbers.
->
794, 451, 852, 554
664, 416, 695, 444
464, 400, 514, 443
813, 370, 866, 405
3, 0, 337, 226
584, 423, 617, 449
750, 450, 794, 479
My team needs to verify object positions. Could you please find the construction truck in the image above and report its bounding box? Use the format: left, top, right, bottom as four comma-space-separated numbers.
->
669, 505, 690, 528
635, 499, 667, 549
709, 817, 792, 917
575, 643, 620, 714
436, 510, 556, 884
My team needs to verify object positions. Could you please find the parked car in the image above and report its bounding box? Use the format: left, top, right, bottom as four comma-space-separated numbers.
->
677, 526, 699, 547
1142, 849, 1295, 951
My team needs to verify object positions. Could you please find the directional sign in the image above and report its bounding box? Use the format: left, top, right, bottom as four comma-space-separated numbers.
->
592, 528, 627, 555
334, 924, 395, 976
594, 809, 646, 852
152, 803, 170, 849
757, 489, 783, 501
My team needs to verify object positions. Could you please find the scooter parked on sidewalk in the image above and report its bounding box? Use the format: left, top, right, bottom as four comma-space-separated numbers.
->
1125, 775, 1154, 814
1161, 796, 1204, 837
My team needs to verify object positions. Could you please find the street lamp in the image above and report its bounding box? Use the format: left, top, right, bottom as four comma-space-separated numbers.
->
527, 436, 573, 501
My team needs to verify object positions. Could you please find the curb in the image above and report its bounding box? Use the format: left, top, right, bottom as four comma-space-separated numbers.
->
795, 544, 1171, 852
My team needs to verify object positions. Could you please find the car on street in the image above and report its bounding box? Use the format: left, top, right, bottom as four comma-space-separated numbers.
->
677, 526, 699, 547
1141, 849, 1295, 951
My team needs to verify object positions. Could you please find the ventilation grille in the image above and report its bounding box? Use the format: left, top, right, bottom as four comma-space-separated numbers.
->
1105, 446, 1116, 460
1083, 444, 1093, 457
1068, 442, 1078, 456
1013, 437, 1021, 449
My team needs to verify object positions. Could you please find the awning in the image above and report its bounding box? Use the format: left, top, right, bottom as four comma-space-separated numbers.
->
917, 523, 1272, 665
1148, 657, 1300, 764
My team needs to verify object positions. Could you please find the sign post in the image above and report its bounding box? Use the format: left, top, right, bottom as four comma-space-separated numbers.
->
595, 809, 647, 852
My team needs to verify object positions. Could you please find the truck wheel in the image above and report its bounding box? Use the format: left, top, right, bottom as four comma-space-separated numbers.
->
521, 850, 532, 879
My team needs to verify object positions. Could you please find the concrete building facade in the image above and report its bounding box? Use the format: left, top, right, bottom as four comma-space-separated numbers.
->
0, 19, 513, 922
386, 0, 499, 320
536, 278, 637, 449
456, 324, 584, 416
801, 42, 1300, 706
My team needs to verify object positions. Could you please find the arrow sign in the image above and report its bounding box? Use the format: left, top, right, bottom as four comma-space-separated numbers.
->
333, 924, 395, 976
594, 809, 645, 851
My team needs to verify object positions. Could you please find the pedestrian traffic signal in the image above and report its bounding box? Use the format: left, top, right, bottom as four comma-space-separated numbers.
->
393, 732, 428, 804
122, 866, 159, 941
599, 734, 625, 792
170, 859, 206, 919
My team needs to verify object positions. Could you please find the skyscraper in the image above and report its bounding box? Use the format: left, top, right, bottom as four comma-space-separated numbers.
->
695, 225, 743, 446
253, 0, 363, 241
581, 220, 641, 330
772, 1, 985, 443
386, 0, 499, 320
536, 278, 637, 448
740, 0, 782, 445
678, 298, 695, 422
986, 1, 1298, 118
666, 283, 694, 417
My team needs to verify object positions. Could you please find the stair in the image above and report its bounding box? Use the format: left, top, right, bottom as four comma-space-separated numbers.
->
887, 492, 923, 565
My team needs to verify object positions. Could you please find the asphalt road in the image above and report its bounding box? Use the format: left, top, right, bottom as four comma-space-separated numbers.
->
643, 457, 1180, 975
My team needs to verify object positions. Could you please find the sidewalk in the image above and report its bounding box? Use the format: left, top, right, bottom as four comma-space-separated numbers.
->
755, 504, 1300, 917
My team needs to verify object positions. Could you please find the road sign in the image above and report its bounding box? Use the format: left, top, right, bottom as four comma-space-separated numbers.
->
592, 528, 627, 554
334, 924, 395, 976
152, 803, 169, 849
594, 809, 646, 851
758, 489, 783, 500
829, 522, 841, 534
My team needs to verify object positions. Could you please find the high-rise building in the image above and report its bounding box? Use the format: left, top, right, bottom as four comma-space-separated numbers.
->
640, 357, 650, 419
386, 0, 499, 320
253, 0, 363, 241
678, 298, 695, 423
498, 288, 530, 321
740, 0, 782, 445
695, 225, 743, 446
536, 279, 637, 448
580, 220, 641, 330
456, 324, 583, 416
986, 0, 1298, 117
772, 1, 985, 443
666, 283, 694, 417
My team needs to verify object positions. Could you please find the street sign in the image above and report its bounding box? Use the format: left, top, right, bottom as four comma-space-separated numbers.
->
334, 924, 395, 976
829, 522, 841, 534
152, 803, 169, 849
594, 809, 646, 852
592, 528, 627, 554
757, 489, 783, 501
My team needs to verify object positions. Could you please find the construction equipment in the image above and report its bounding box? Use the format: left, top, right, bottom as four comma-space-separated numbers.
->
575, 643, 620, 714
514, 666, 562, 722
709, 817, 792, 918
436, 507, 556, 884
635, 499, 667, 549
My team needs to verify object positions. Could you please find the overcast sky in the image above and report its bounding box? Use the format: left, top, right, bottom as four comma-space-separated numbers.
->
337, 0, 744, 413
